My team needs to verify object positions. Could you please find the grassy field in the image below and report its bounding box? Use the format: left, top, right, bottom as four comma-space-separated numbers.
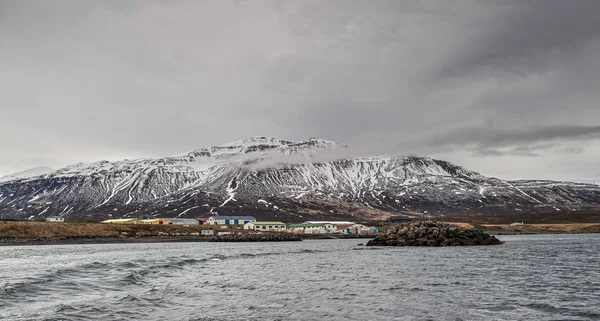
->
0, 221, 218, 238
479, 223, 600, 234
434, 211, 600, 225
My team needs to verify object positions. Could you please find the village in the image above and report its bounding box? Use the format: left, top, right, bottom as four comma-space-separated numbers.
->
90, 215, 405, 236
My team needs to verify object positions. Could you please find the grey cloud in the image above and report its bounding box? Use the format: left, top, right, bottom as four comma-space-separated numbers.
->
428, 125, 600, 149
1, 0, 600, 180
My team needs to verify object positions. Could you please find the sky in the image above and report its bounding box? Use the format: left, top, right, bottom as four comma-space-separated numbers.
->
1, 0, 599, 181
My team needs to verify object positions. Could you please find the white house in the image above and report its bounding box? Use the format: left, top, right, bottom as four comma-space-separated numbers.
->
305, 221, 355, 233
45, 217, 64, 223
244, 221, 287, 232
288, 222, 338, 234
206, 216, 256, 225
344, 224, 371, 235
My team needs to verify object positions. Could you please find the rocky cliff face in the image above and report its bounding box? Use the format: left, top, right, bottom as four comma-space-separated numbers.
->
1, 136, 600, 221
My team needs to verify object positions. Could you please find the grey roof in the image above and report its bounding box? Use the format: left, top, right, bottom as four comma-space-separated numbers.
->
209, 216, 256, 220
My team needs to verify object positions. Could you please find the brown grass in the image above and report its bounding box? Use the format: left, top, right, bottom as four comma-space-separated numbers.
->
0, 221, 217, 238
481, 223, 600, 233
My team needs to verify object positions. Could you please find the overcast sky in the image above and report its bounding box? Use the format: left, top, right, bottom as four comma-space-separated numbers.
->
1, 0, 599, 181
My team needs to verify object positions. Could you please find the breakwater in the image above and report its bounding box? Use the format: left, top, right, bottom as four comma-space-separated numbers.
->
211, 233, 302, 242
367, 221, 503, 246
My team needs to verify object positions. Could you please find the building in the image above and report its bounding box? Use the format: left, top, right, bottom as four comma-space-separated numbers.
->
342, 224, 372, 235
244, 221, 287, 232
335, 224, 355, 234
196, 218, 208, 225
201, 230, 215, 236
206, 216, 256, 225
510, 222, 525, 226
386, 216, 412, 223
101, 218, 144, 224
45, 217, 64, 223
304, 221, 351, 233
163, 218, 200, 225
288, 222, 337, 234
141, 219, 170, 225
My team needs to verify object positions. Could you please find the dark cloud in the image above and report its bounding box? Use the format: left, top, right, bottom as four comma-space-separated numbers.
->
428, 125, 600, 148
0, 0, 599, 180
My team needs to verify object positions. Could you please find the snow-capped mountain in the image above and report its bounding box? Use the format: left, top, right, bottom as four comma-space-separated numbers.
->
1, 137, 600, 221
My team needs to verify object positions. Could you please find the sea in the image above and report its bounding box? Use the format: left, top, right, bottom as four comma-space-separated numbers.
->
1, 234, 599, 321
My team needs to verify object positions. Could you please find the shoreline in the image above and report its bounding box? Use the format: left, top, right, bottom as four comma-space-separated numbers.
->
1, 220, 599, 247
2, 231, 599, 247
0, 236, 216, 247
0, 234, 377, 247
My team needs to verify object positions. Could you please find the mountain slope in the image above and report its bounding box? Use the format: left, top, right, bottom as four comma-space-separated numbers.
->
1, 137, 600, 221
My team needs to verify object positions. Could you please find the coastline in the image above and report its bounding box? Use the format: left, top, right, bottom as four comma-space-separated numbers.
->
2, 231, 600, 247
0, 233, 376, 247
1, 220, 599, 247
0, 236, 216, 247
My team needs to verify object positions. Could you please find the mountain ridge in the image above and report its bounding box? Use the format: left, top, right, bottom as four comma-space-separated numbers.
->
1, 137, 600, 221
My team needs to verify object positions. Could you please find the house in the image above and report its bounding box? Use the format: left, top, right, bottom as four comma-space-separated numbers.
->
288, 222, 337, 234
141, 219, 170, 225
305, 221, 356, 233
196, 218, 208, 225
368, 226, 379, 234
343, 224, 372, 235
101, 218, 144, 224
163, 218, 200, 225
244, 221, 287, 232
201, 230, 215, 236
45, 217, 64, 223
335, 224, 355, 234
386, 216, 412, 223
510, 222, 525, 226
206, 216, 256, 225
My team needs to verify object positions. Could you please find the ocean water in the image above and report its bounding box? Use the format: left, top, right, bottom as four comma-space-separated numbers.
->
1, 234, 599, 321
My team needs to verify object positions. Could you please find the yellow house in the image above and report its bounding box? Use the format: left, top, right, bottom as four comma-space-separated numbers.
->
101, 218, 144, 224
141, 219, 170, 225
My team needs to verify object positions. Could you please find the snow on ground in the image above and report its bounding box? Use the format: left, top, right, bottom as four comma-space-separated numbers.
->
478, 186, 487, 198
178, 206, 200, 217
219, 178, 238, 207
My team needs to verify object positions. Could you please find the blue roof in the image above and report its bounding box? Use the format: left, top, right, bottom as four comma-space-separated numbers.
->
210, 216, 256, 220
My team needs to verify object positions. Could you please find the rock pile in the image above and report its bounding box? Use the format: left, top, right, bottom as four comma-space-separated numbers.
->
211, 233, 302, 242
366, 222, 503, 247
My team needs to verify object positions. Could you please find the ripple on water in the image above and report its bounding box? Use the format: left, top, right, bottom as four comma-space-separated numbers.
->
0, 234, 599, 321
